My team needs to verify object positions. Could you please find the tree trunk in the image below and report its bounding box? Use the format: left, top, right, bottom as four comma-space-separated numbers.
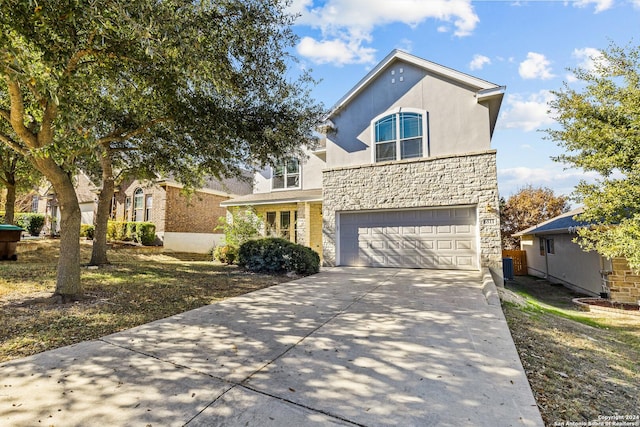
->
35, 158, 82, 300
3, 183, 16, 224
90, 146, 114, 266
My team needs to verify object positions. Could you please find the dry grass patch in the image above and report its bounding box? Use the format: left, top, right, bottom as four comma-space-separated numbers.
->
503, 276, 640, 426
0, 240, 291, 362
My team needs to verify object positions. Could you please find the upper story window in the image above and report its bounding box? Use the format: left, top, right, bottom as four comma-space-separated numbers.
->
272, 159, 300, 190
374, 111, 426, 162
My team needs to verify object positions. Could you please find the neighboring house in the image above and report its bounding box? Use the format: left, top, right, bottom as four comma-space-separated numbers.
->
36, 171, 98, 235
222, 50, 505, 279
113, 176, 252, 253
35, 172, 251, 253
514, 207, 605, 297
515, 207, 640, 304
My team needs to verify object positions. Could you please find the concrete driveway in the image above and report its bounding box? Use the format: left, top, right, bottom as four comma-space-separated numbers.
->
0, 268, 543, 426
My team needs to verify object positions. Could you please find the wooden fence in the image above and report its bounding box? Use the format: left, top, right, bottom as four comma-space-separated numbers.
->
502, 250, 527, 275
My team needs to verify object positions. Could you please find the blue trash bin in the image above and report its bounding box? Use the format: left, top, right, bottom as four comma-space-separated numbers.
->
503, 257, 514, 280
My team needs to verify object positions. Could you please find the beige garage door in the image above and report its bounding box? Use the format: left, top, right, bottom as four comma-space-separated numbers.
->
339, 207, 478, 270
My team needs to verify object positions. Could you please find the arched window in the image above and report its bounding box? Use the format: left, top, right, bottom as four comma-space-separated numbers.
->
374, 111, 426, 162
133, 188, 144, 222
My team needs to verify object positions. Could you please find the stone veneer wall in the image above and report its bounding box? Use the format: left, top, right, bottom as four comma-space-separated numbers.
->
322, 150, 502, 278
606, 258, 640, 304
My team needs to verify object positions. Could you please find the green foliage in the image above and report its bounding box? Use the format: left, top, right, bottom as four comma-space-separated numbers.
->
238, 238, 320, 276
15, 213, 45, 236
107, 221, 127, 241
80, 224, 95, 240
213, 245, 238, 265
217, 209, 263, 248
547, 42, 640, 271
135, 222, 156, 246
0, 0, 323, 296
500, 185, 570, 249
106, 221, 155, 246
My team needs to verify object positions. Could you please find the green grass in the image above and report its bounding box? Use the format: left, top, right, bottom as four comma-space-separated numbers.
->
508, 288, 610, 329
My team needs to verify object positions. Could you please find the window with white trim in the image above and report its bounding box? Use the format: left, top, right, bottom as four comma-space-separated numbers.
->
133, 188, 144, 222
272, 159, 300, 190
374, 111, 426, 162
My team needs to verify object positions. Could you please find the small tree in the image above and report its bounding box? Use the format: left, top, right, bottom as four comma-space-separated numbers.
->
500, 185, 570, 249
217, 209, 263, 248
547, 42, 640, 271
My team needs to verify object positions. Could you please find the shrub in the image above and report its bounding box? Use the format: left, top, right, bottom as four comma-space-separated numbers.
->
135, 222, 156, 246
125, 222, 137, 241
238, 237, 319, 276
106, 221, 156, 245
285, 244, 321, 275
15, 213, 45, 236
213, 245, 237, 265
107, 221, 127, 241
80, 224, 95, 239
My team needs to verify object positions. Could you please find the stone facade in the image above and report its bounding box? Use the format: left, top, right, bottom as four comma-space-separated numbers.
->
605, 258, 640, 304
322, 150, 502, 276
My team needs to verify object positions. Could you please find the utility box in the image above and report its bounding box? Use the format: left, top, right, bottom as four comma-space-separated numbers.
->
0, 224, 23, 261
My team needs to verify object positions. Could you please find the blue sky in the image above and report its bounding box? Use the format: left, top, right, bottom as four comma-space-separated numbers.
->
288, 0, 640, 200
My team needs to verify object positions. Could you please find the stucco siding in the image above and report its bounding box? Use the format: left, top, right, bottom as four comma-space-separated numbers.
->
522, 233, 603, 296
254, 147, 325, 194
326, 59, 492, 169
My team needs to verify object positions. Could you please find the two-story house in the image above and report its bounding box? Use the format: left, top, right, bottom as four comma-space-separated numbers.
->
222, 50, 505, 279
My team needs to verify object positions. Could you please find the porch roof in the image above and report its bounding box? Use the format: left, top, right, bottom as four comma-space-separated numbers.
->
219, 189, 322, 207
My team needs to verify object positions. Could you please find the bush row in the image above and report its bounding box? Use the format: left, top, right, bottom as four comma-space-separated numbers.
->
237, 238, 320, 276
107, 221, 156, 245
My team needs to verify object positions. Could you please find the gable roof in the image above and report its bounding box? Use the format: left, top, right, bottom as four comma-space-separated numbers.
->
325, 49, 506, 137
514, 207, 590, 236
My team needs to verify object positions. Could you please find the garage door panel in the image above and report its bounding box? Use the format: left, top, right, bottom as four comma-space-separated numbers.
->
340, 207, 478, 270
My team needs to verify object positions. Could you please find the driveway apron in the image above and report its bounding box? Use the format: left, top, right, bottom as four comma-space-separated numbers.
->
0, 268, 543, 426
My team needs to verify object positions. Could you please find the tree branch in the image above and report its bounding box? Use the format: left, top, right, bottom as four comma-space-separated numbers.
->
0, 108, 10, 122
97, 118, 171, 145
0, 133, 28, 156
4, 77, 38, 148
37, 100, 58, 147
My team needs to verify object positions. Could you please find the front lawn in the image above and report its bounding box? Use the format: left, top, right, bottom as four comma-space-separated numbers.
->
502, 276, 640, 425
0, 239, 290, 362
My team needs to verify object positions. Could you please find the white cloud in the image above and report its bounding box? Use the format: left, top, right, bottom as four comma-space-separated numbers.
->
519, 52, 555, 80
573, 47, 604, 71
296, 36, 376, 65
566, 47, 607, 82
632, 0, 640, 8
571, 0, 614, 13
293, 0, 479, 65
498, 90, 556, 132
498, 166, 598, 198
469, 54, 491, 70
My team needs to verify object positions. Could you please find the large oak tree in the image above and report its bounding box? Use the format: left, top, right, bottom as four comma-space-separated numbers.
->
0, 0, 323, 300
547, 42, 640, 271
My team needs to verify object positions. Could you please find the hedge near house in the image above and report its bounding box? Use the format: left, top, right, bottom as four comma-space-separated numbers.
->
238, 238, 320, 276
106, 221, 156, 246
